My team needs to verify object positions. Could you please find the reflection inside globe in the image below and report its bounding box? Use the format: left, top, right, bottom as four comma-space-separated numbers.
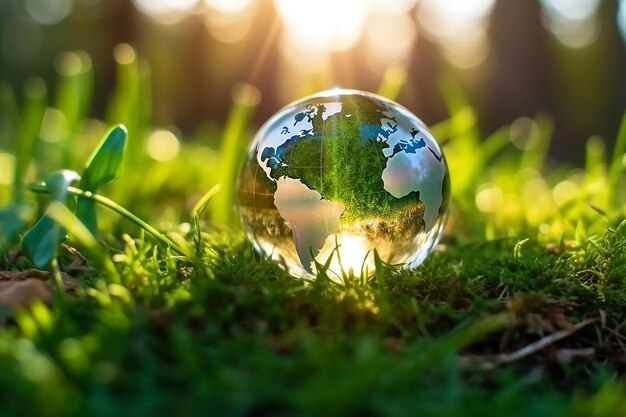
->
237, 89, 449, 279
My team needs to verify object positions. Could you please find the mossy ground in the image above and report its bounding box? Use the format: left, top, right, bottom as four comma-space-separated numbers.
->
1, 224, 626, 416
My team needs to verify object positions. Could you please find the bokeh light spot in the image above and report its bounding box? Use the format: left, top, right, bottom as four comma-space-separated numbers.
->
231, 82, 261, 106
26, 0, 75, 25
147, 130, 180, 161
441, 38, 490, 70
55, 51, 91, 76
418, 0, 495, 39
40, 108, 69, 143
113, 43, 136, 65
369, 0, 418, 15
132, 0, 198, 24
510, 117, 540, 150
552, 180, 578, 207
540, 0, 601, 22
417, 0, 495, 68
365, 12, 416, 65
476, 184, 503, 213
204, 0, 255, 15
558, 17, 600, 48
13, 339, 56, 383
540, 0, 602, 48
204, 11, 253, 44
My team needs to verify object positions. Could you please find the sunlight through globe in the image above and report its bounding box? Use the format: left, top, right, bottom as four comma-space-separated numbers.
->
237, 90, 449, 279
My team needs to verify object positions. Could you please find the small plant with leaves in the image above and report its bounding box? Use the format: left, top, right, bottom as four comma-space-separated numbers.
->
16, 125, 191, 273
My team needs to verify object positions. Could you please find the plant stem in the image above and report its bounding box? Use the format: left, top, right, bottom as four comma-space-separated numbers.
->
50, 256, 64, 293
29, 183, 187, 256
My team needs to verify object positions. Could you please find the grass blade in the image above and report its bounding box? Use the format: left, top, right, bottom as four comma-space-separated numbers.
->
13, 78, 47, 203
0, 204, 33, 248
106, 44, 151, 207
55, 51, 93, 167
377, 65, 407, 101
608, 110, 626, 209
210, 83, 260, 227
192, 183, 221, 219
0, 81, 19, 150
519, 113, 554, 172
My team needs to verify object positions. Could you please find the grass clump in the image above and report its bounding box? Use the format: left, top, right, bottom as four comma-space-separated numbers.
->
0, 46, 625, 416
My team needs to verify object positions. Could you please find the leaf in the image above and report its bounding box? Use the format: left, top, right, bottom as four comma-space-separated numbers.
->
0, 279, 51, 308
77, 125, 127, 235
23, 170, 81, 268
80, 124, 128, 191
45, 201, 120, 282
0, 204, 33, 248
23, 216, 66, 269
0, 269, 78, 309
75, 199, 97, 236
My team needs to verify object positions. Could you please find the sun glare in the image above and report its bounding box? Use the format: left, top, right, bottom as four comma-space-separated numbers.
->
274, 0, 368, 53
130, 0, 500, 70
326, 234, 374, 278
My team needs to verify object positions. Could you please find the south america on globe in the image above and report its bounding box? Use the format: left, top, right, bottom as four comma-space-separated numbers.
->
237, 89, 449, 278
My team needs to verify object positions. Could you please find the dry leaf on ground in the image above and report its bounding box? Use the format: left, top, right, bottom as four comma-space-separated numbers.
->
0, 269, 78, 308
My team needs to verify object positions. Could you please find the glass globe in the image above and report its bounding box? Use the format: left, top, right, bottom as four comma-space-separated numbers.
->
237, 89, 449, 278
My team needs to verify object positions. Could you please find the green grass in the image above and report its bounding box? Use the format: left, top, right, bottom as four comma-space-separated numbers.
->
0, 46, 625, 416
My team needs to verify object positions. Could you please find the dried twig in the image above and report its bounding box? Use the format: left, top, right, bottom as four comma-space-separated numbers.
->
461, 317, 599, 370
556, 347, 595, 364
602, 326, 626, 353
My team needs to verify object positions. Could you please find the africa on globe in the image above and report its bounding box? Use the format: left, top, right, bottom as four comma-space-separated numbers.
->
237, 89, 449, 278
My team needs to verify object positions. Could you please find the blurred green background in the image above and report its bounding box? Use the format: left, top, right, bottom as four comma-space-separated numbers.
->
0, 0, 625, 164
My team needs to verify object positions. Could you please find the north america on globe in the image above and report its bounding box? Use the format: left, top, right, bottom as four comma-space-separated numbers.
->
238, 91, 449, 275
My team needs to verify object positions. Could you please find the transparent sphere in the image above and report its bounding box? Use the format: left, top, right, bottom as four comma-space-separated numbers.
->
237, 89, 449, 278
